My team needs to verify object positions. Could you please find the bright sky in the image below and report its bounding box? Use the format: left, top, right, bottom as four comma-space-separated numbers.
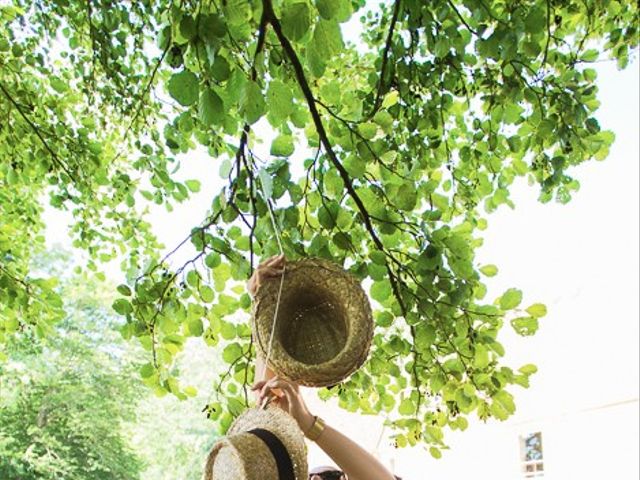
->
42, 27, 639, 480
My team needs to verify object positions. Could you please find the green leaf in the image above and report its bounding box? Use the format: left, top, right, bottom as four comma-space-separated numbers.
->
224, 0, 251, 25
425, 425, 443, 442
200, 285, 214, 303
370, 281, 391, 303
312, 19, 343, 58
358, 122, 377, 140
179, 16, 197, 41
140, 363, 155, 378
223, 343, 243, 363
415, 323, 436, 351
240, 81, 265, 124
394, 186, 417, 211
382, 91, 399, 109
332, 232, 352, 250
167, 70, 199, 106
112, 299, 132, 315
199, 14, 227, 40
373, 110, 394, 128
398, 398, 415, 415
220, 321, 236, 340
198, 88, 224, 126
187, 270, 200, 288
430, 373, 446, 393
499, 288, 522, 310
319, 81, 340, 105
211, 55, 231, 82
581, 49, 599, 62
434, 38, 450, 58
185, 179, 201, 192
318, 204, 337, 229
116, 284, 132, 296
473, 344, 490, 369
518, 364, 538, 375
456, 416, 469, 431
375, 311, 394, 327
50, 77, 68, 93
524, 8, 546, 33
316, 0, 352, 21
267, 80, 294, 123
494, 390, 516, 414
489, 401, 509, 420
205, 252, 221, 268
479, 264, 498, 277
282, 2, 313, 41
187, 317, 204, 336
270, 135, 295, 157
219, 159, 232, 178
184, 386, 198, 397
306, 43, 326, 77
511, 316, 539, 336
429, 446, 442, 459
526, 303, 547, 317
258, 168, 273, 199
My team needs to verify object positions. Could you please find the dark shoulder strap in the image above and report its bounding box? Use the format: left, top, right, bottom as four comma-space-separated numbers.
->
248, 428, 296, 480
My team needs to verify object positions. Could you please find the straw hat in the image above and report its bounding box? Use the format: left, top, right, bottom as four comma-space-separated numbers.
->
203, 406, 308, 480
252, 257, 373, 387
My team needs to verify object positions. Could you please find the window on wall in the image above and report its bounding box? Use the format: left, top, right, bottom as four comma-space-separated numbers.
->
520, 431, 544, 478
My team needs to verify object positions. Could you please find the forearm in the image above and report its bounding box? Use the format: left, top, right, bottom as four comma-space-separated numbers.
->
252, 375, 394, 479
314, 422, 395, 480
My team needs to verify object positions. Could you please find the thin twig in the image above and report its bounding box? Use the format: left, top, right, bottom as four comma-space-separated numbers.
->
447, 0, 479, 36
0, 81, 76, 181
370, 0, 403, 117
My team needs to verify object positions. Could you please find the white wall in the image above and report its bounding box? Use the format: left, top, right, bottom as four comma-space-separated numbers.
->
531, 400, 639, 480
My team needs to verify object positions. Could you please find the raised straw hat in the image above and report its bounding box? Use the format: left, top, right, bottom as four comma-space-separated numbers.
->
252, 257, 373, 387
203, 406, 308, 480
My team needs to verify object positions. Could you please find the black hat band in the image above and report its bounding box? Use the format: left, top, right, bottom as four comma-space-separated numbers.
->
248, 428, 296, 480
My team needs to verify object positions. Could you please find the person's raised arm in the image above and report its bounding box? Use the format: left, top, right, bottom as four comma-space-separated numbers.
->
253, 377, 396, 480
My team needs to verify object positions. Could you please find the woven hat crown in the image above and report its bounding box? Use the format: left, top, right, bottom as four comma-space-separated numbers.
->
253, 257, 373, 387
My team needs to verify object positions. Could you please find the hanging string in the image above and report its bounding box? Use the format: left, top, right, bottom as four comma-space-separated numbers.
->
257, 172, 286, 394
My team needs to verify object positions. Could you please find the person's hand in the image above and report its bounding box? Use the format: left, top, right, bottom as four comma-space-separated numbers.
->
247, 254, 285, 297
251, 376, 315, 434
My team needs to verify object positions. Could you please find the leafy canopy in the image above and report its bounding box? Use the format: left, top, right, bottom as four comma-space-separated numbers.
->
0, 0, 637, 452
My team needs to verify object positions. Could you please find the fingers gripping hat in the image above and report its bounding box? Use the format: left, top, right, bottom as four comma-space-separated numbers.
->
203, 406, 308, 480
252, 257, 374, 387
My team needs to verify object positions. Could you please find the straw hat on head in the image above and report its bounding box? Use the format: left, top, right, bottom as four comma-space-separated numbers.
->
203, 406, 308, 480
252, 257, 373, 387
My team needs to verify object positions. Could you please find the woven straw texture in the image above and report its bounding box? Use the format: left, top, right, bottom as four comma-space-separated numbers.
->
203, 406, 308, 480
253, 257, 373, 387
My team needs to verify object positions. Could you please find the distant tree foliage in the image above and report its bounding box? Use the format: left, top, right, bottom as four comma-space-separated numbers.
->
0, 261, 143, 479
0, 251, 218, 479
0, 0, 637, 452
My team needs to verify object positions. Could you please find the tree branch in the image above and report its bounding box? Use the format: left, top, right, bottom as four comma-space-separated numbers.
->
110, 42, 171, 165
541, 0, 552, 68
370, 0, 402, 117
264, 0, 386, 256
